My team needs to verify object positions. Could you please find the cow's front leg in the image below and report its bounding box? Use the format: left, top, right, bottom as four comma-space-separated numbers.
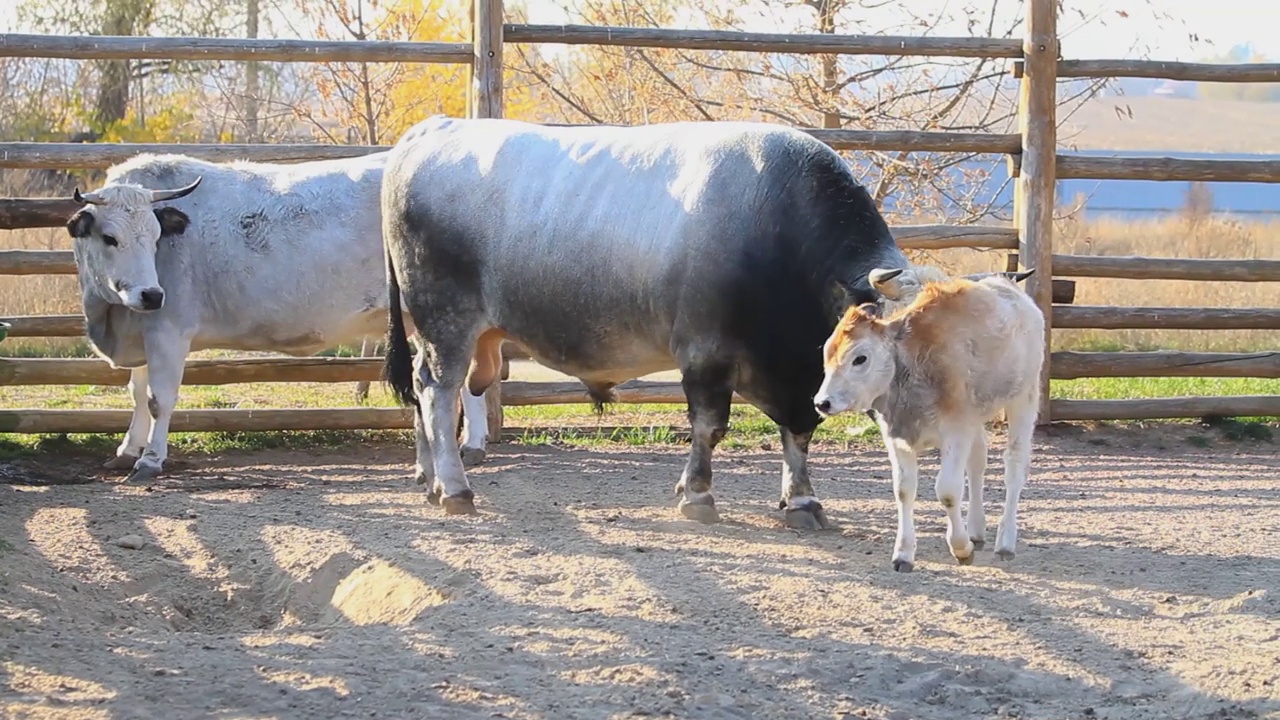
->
416, 342, 476, 515
777, 427, 829, 530
105, 366, 152, 471
884, 432, 920, 572
674, 363, 733, 524
458, 388, 488, 468
126, 334, 191, 484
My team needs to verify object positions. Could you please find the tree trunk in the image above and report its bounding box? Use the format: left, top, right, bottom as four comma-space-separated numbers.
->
817, 0, 840, 129
94, 0, 152, 130
244, 0, 261, 142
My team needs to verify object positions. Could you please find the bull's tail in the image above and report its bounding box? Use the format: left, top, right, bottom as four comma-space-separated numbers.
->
382, 245, 418, 409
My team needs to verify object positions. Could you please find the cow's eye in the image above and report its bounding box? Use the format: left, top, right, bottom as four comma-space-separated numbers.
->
101, 234, 118, 247
852, 355, 867, 366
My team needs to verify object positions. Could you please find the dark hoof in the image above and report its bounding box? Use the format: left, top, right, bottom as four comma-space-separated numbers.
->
678, 498, 721, 525
414, 473, 432, 487
123, 463, 161, 484
441, 494, 478, 515
971, 538, 986, 550
956, 554, 974, 566
893, 560, 914, 573
783, 500, 830, 531
460, 446, 486, 468
995, 549, 1016, 562
104, 454, 139, 471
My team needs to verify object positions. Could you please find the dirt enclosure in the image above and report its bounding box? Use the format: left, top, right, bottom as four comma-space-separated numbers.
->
2, 424, 1278, 720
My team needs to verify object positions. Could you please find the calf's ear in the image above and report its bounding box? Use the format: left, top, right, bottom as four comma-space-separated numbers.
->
67, 209, 94, 238
154, 207, 191, 237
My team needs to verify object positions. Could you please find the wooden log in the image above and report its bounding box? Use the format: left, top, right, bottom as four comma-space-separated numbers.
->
0, 198, 80, 229
1005, 255, 1076, 304
504, 24, 1024, 58
1014, 0, 1058, 424
1051, 255, 1280, 282
0, 357, 385, 386
0, 250, 77, 275
1056, 59, 1280, 83
1052, 306, 1280, 330
470, 0, 504, 120
802, 129, 1019, 154
0, 142, 384, 170
1050, 351, 1280, 379
499, 380, 699, 405
0, 314, 84, 338
0, 407, 414, 434
0, 33, 473, 64
890, 224, 1018, 250
1010, 153, 1280, 182
1049, 396, 1280, 421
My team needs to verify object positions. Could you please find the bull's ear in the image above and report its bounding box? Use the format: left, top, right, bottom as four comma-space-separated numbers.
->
830, 278, 859, 312
154, 207, 190, 237
67, 209, 94, 238
855, 302, 882, 319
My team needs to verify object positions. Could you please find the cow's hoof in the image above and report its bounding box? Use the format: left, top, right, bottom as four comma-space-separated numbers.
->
460, 446, 486, 468
414, 472, 432, 487
441, 492, 477, 516
783, 499, 830, 531
678, 497, 721, 525
123, 463, 161, 485
893, 559, 914, 573
104, 454, 139, 471
970, 538, 986, 550
995, 549, 1016, 562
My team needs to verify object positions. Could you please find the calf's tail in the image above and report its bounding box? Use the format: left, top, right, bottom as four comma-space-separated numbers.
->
382, 245, 418, 409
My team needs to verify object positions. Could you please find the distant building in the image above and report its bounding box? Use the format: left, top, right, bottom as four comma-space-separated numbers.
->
1152, 80, 1198, 98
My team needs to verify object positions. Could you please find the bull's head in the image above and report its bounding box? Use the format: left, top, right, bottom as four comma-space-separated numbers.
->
66, 177, 202, 312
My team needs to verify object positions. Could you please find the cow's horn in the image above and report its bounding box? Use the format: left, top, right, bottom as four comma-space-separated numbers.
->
150, 176, 202, 203
73, 188, 105, 205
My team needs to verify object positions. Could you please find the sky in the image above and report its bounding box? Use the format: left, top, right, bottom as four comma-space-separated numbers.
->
1, 0, 1277, 62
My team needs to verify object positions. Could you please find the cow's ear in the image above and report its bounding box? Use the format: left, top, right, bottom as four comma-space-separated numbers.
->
154, 207, 190, 237
67, 209, 94, 239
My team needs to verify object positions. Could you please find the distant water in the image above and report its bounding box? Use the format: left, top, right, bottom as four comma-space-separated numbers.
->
852, 149, 1280, 220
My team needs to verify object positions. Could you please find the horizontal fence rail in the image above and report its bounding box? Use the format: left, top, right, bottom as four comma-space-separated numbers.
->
503, 24, 1024, 58
1052, 306, 1280, 330
0, 33, 473, 64
1009, 154, 1280, 183
1031, 254, 1280, 283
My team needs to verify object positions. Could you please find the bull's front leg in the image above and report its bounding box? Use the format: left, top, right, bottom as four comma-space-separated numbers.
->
777, 428, 829, 530
104, 366, 152, 471
125, 333, 191, 484
674, 363, 733, 525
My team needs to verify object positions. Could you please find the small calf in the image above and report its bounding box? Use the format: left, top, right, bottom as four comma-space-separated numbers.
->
815, 269, 1045, 571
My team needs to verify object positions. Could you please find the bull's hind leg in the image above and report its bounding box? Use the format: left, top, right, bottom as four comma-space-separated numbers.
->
413, 332, 480, 515
674, 362, 733, 524
778, 428, 830, 530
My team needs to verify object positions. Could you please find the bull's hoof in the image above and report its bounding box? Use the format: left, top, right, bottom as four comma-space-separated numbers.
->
460, 446, 487, 468
995, 549, 1016, 562
441, 494, 478, 516
123, 463, 162, 485
677, 497, 721, 525
104, 454, 139, 471
893, 559, 914, 573
782, 499, 830, 531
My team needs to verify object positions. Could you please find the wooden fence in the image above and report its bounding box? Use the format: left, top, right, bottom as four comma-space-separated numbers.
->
1, 0, 1278, 440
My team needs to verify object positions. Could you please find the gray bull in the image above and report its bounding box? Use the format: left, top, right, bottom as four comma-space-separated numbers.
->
381, 116, 910, 528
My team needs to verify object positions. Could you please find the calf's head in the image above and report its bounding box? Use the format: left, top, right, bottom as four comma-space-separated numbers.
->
66, 177, 201, 312
814, 300, 898, 418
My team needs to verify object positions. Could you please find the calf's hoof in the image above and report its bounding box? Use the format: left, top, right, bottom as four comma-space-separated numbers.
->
677, 497, 721, 525
104, 454, 139, 471
781, 498, 830, 531
892, 559, 915, 573
995, 549, 1016, 562
970, 538, 986, 550
441, 494, 478, 516
955, 554, 974, 566
460, 446, 487, 468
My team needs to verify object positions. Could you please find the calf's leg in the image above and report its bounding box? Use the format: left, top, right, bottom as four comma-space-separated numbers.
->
995, 397, 1036, 560
105, 366, 152, 470
674, 362, 733, 524
966, 429, 988, 548
936, 425, 976, 565
883, 431, 920, 572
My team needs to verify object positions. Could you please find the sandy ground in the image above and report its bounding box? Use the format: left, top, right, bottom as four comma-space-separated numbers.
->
2, 424, 1279, 720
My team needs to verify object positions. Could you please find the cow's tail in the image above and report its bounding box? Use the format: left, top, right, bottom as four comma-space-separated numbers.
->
383, 245, 419, 409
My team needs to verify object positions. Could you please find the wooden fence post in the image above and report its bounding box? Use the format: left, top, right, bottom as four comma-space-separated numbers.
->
1015, 0, 1058, 425
470, 0, 506, 442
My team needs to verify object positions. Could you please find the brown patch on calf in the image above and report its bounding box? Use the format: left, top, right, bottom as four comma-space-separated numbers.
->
824, 302, 882, 369
466, 328, 509, 396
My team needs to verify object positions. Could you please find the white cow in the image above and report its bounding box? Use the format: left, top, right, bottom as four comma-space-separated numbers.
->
66, 152, 490, 483
814, 268, 1045, 571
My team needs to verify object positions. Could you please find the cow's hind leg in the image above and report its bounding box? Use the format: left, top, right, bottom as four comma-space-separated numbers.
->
414, 332, 480, 515
105, 366, 152, 471
966, 428, 989, 549
674, 362, 733, 524
778, 427, 830, 530
354, 336, 375, 405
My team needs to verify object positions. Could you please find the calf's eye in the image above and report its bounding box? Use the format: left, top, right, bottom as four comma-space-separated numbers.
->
852, 355, 867, 366
101, 234, 119, 247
